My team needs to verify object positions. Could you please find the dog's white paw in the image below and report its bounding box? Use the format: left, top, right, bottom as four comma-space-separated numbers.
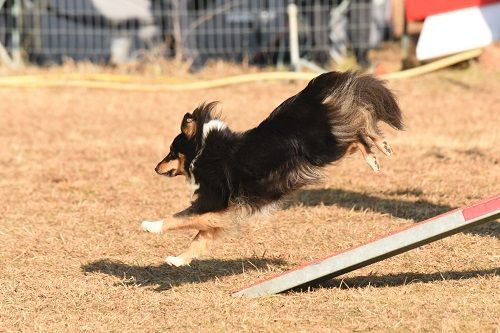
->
366, 154, 381, 172
141, 220, 164, 234
165, 256, 189, 267
381, 140, 393, 157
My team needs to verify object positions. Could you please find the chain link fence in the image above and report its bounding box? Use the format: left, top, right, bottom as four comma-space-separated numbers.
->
0, 0, 391, 69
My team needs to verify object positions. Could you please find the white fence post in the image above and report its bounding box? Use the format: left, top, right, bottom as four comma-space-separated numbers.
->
287, 3, 300, 72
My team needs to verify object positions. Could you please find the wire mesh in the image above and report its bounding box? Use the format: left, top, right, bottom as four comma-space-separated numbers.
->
0, 0, 388, 67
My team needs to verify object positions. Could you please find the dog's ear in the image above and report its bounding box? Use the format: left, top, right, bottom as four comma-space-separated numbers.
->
181, 113, 197, 139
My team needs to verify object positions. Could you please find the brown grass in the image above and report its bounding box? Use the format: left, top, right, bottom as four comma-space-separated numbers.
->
0, 63, 499, 332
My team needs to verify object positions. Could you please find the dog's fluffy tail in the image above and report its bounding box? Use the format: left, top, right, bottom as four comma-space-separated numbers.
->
304, 71, 403, 144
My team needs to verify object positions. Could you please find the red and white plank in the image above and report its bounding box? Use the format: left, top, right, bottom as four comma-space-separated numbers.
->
232, 195, 500, 297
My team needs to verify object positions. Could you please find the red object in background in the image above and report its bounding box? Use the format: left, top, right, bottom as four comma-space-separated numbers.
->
406, 0, 500, 21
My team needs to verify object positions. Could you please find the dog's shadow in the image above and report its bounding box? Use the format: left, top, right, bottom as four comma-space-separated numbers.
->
82, 258, 498, 294
81, 257, 287, 292
287, 188, 499, 238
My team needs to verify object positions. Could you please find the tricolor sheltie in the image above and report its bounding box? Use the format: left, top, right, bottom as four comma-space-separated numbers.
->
141, 71, 403, 267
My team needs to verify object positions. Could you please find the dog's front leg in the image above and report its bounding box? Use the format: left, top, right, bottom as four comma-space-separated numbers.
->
163, 211, 225, 266
165, 227, 223, 267
140, 206, 196, 234
141, 208, 226, 267
141, 220, 165, 234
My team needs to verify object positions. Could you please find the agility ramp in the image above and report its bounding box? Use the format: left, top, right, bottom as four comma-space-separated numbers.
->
233, 195, 500, 297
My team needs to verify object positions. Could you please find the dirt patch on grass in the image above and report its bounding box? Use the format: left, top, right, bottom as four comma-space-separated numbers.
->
0, 64, 499, 332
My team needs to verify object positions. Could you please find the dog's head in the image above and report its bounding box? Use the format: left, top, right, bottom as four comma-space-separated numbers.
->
155, 102, 218, 178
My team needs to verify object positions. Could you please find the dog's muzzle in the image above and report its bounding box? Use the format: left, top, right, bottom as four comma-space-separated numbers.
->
155, 159, 177, 177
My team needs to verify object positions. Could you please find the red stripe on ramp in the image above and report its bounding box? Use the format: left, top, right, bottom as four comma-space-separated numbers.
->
462, 195, 500, 221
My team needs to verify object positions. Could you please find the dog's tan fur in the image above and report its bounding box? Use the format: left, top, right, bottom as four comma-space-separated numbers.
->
143, 208, 228, 266
155, 153, 187, 176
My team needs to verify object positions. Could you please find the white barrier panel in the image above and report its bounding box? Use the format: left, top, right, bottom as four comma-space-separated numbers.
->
416, 3, 500, 60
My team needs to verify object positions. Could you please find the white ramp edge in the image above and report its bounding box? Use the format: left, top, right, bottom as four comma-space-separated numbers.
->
233, 195, 500, 297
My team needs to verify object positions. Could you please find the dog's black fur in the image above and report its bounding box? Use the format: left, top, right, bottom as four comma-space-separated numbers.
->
157, 71, 403, 215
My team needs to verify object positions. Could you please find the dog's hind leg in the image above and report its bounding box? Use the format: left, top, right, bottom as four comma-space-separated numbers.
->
348, 137, 381, 172
370, 135, 393, 157
364, 120, 393, 157
165, 227, 223, 267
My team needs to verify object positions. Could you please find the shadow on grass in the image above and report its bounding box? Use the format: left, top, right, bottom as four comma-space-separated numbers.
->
288, 188, 453, 221
81, 257, 287, 292
287, 188, 499, 238
294, 267, 499, 292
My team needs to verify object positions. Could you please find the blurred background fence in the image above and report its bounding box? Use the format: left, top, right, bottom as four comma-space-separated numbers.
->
0, 0, 392, 69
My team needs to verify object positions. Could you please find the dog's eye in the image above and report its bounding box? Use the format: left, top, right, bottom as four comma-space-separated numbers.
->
168, 151, 177, 159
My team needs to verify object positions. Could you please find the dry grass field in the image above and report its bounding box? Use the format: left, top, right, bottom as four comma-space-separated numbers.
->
0, 64, 499, 332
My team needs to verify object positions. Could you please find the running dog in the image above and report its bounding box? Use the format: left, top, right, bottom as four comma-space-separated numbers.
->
141, 71, 403, 267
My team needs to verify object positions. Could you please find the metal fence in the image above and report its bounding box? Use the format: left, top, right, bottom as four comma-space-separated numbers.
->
0, 0, 390, 69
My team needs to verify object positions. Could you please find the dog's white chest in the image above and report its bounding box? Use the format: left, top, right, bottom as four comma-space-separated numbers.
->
187, 176, 200, 194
